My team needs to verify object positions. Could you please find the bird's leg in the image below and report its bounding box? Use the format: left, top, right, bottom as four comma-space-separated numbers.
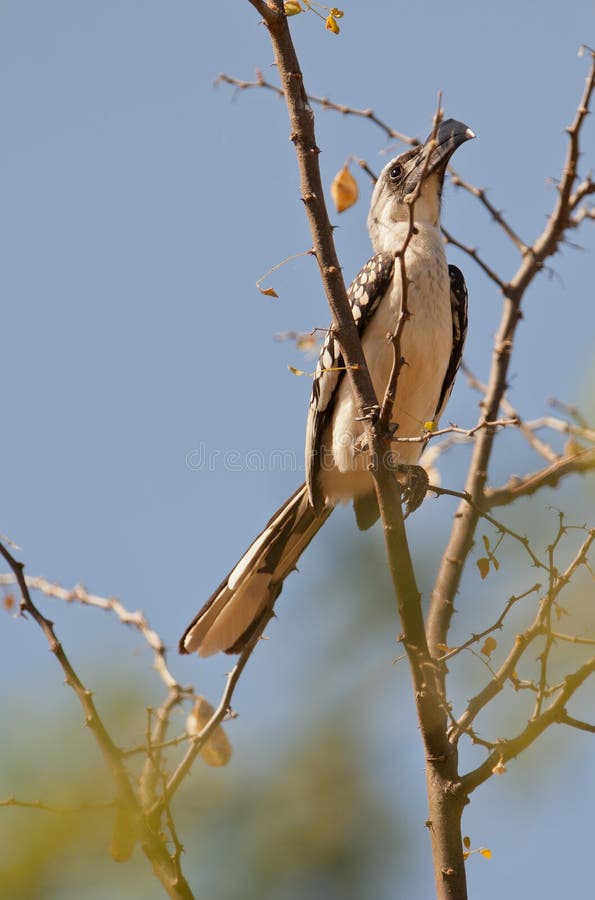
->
396, 464, 429, 518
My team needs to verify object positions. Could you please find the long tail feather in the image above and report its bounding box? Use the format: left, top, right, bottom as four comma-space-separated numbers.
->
180, 484, 332, 657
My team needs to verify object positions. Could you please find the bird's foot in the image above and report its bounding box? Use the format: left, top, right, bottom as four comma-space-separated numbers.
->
396, 464, 429, 518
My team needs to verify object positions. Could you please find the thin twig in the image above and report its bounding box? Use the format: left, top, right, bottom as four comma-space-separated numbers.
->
0, 797, 116, 813
151, 610, 274, 815
215, 72, 418, 146
461, 655, 595, 792
441, 226, 506, 290
448, 170, 529, 253
0, 574, 184, 692
438, 583, 542, 662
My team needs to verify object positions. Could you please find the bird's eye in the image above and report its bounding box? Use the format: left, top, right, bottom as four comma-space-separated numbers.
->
389, 163, 403, 181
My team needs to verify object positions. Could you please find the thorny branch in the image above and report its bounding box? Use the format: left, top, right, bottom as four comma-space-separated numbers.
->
448, 171, 529, 253
215, 71, 419, 146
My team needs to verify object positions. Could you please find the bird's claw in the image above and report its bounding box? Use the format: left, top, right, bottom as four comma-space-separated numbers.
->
397, 464, 429, 518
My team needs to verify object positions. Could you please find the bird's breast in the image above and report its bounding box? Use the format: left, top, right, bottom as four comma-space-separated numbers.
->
319, 228, 452, 503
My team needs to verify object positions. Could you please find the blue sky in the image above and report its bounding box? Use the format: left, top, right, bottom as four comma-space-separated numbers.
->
1, 2, 595, 897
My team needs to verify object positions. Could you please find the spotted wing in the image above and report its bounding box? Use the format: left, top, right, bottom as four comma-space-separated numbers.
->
305, 251, 395, 512
434, 264, 468, 422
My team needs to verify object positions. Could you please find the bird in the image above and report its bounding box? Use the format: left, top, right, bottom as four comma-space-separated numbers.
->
180, 118, 474, 658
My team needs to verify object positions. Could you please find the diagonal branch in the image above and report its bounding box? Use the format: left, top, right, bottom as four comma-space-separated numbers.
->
448, 170, 529, 253
0, 542, 136, 810
441, 226, 506, 289
485, 446, 595, 508
461, 655, 595, 793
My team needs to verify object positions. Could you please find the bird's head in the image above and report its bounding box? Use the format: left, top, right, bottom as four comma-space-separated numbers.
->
367, 118, 475, 252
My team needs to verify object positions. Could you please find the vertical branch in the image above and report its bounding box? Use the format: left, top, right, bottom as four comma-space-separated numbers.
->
247, 4, 469, 898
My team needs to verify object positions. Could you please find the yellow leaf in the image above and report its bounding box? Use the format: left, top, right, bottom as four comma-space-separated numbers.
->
480, 848, 492, 859
288, 365, 309, 377
463, 851, 470, 860
477, 557, 490, 580
424, 420, 437, 432
325, 14, 340, 34
259, 286, 279, 298
284, 0, 303, 13
330, 164, 358, 213
329, 7, 344, 17
436, 642, 452, 653
463, 836, 471, 849
481, 636, 497, 658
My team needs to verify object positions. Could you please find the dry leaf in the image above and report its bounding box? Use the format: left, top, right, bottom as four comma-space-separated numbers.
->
330, 164, 358, 212
477, 557, 490, 580
259, 286, 279, 298
110, 806, 138, 862
325, 14, 340, 34
186, 697, 232, 768
463, 836, 471, 849
492, 757, 507, 775
481, 636, 497, 658
2, 593, 15, 611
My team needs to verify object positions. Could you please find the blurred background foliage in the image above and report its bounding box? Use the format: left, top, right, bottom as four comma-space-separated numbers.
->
2, 481, 594, 898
